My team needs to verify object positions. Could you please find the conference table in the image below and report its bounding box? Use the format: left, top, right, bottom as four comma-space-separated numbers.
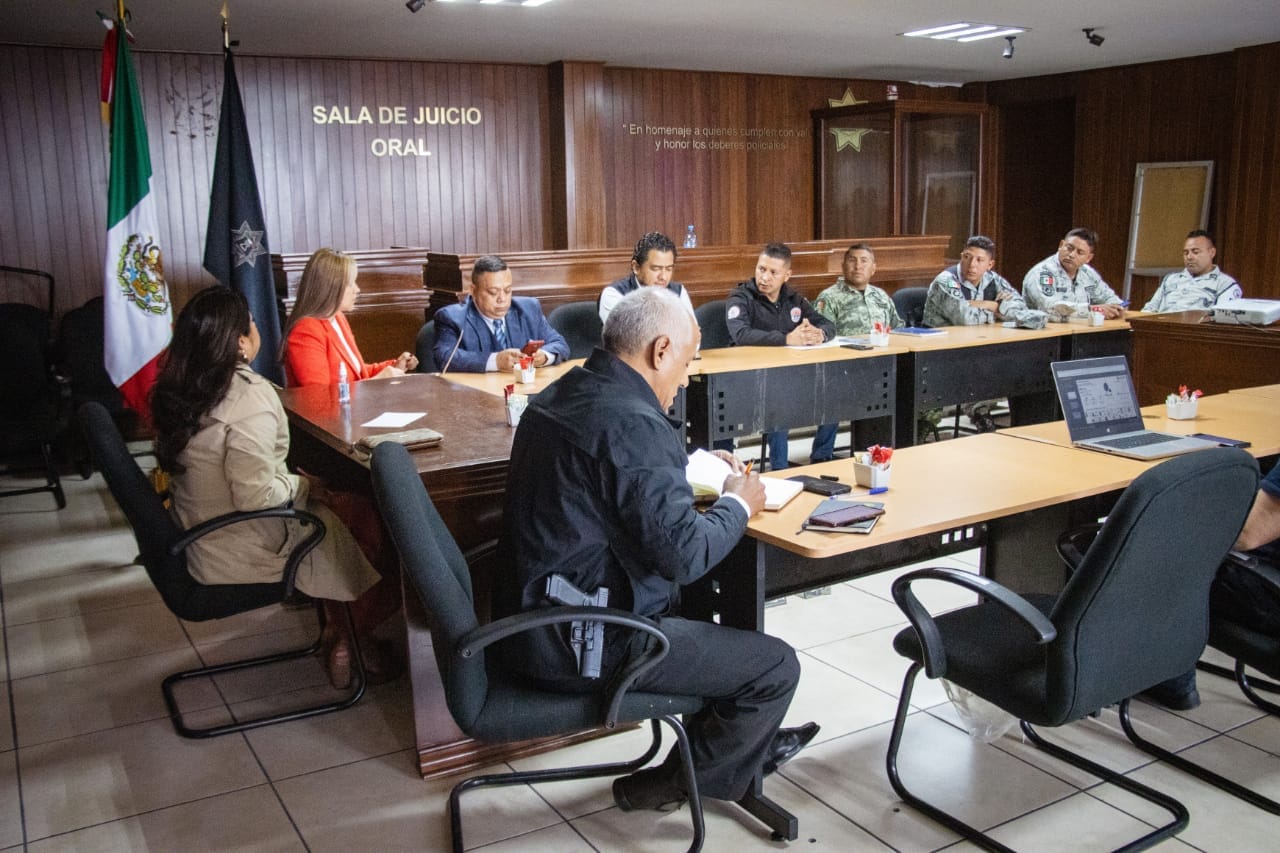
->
890, 317, 1131, 446
1231, 383, 1280, 402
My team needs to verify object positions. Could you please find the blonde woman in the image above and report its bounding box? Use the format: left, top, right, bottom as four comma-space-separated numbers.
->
282, 248, 417, 387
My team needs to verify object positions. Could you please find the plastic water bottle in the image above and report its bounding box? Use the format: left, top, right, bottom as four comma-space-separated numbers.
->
683, 224, 697, 249
337, 363, 350, 404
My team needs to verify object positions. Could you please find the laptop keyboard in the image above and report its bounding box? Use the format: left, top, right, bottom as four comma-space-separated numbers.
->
1095, 432, 1180, 450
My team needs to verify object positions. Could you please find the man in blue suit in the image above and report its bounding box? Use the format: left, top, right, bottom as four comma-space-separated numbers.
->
432, 255, 570, 373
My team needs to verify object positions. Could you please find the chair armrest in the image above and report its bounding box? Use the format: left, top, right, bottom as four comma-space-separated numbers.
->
459, 606, 673, 727
1055, 522, 1102, 573
891, 567, 1057, 680
1224, 550, 1280, 593
170, 507, 326, 598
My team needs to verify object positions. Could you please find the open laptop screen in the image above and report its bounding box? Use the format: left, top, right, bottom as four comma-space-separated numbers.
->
1051, 356, 1149, 441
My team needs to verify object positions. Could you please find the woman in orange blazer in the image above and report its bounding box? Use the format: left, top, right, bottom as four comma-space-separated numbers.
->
282, 248, 418, 386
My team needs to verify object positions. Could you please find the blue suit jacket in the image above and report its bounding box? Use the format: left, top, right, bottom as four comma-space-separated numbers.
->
432, 296, 569, 373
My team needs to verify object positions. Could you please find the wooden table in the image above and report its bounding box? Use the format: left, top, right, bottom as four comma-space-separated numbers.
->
684, 433, 1158, 644
279, 374, 602, 779
999, 392, 1280, 458
1129, 312, 1280, 405
686, 344, 902, 450
1231, 384, 1280, 401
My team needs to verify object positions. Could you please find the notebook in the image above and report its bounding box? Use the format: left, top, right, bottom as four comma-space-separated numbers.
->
1049, 356, 1221, 460
891, 326, 946, 337
685, 449, 803, 511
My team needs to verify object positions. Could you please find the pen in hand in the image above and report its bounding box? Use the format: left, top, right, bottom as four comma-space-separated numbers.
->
743, 460, 754, 476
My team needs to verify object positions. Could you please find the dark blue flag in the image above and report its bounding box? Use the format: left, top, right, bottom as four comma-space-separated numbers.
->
203, 47, 283, 384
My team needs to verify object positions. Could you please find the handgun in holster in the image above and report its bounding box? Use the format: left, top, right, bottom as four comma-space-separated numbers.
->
545, 573, 609, 679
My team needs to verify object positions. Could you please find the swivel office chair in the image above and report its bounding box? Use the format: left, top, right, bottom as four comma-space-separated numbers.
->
370, 441, 708, 852
890, 286, 928, 328
694, 299, 732, 350
548, 299, 603, 360
887, 448, 1258, 850
79, 401, 366, 738
414, 319, 438, 372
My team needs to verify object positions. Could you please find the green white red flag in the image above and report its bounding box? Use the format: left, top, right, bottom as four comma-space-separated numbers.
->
102, 9, 171, 416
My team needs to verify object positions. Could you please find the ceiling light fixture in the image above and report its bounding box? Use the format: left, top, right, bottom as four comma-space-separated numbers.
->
903, 22, 1026, 43
1002, 36, 1015, 60
1083, 28, 1105, 47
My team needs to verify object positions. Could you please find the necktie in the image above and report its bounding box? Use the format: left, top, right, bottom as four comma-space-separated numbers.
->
493, 318, 509, 349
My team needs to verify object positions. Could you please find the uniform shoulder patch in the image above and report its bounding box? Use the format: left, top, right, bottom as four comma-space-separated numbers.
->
1039, 271, 1056, 296
790, 306, 802, 324
727, 305, 741, 320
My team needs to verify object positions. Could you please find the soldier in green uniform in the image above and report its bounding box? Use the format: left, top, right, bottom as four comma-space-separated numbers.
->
814, 243, 902, 335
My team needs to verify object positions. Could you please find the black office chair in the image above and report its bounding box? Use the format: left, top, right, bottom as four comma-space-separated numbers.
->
1056, 516, 1280, 815
887, 448, 1259, 850
369, 441, 707, 853
694, 299, 732, 350
0, 274, 66, 509
548, 299, 603, 360
78, 401, 366, 738
57, 296, 151, 475
891, 286, 928, 328
414, 319, 438, 372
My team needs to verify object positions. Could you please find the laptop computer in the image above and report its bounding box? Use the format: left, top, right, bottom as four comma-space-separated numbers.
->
1050, 356, 1221, 460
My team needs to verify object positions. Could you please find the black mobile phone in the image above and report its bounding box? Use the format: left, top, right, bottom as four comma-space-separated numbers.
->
841, 342, 874, 351
1190, 433, 1251, 448
787, 475, 852, 496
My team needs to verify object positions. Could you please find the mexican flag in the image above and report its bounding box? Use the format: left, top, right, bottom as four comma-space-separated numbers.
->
103, 16, 171, 416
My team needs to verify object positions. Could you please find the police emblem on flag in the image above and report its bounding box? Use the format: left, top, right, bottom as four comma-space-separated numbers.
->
1039, 272, 1056, 296
116, 234, 170, 315
231, 221, 267, 269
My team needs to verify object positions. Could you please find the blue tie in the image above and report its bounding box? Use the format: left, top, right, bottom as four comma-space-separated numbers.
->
493, 318, 509, 349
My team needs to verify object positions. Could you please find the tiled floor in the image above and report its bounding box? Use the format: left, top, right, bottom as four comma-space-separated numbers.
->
4, 459, 1280, 851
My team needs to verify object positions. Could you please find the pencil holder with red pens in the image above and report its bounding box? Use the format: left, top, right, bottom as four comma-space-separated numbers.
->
853, 444, 892, 489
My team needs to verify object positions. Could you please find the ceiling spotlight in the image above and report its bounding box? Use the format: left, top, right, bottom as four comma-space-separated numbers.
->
1083, 28, 1104, 47
1002, 36, 1015, 59
406, 0, 425, 11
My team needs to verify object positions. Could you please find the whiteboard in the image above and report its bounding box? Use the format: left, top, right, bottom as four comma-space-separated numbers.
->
1123, 161, 1213, 300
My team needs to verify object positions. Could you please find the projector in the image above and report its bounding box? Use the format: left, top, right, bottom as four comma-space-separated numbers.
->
1212, 298, 1280, 325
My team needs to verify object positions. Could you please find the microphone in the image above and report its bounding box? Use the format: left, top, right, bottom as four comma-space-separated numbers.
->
437, 299, 473, 376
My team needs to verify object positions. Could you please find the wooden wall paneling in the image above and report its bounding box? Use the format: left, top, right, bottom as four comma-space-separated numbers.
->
1226, 43, 1280, 298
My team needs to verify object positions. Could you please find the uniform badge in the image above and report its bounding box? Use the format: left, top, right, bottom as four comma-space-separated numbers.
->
790, 306, 802, 323
727, 305, 741, 320
1039, 272, 1055, 296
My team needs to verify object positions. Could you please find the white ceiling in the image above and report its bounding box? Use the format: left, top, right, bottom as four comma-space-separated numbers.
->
5, 0, 1280, 84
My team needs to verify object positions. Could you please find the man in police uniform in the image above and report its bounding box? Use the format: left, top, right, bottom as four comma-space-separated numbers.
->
814, 243, 902, 335
1022, 228, 1125, 321
1142, 230, 1242, 313
922, 236, 1046, 329
726, 242, 837, 468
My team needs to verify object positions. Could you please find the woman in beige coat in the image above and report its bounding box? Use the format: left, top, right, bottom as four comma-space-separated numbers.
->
152, 286, 394, 688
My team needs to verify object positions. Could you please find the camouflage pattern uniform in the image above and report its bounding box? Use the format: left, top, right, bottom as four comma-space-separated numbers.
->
814, 278, 902, 335
1143, 266, 1241, 313
1022, 254, 1122, 321
922, 265, 1047, 329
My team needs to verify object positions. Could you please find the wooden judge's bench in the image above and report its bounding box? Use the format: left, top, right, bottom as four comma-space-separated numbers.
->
272, 236, 951, 363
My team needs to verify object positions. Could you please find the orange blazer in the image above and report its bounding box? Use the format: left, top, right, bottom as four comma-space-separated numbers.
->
284, 314, 396, 387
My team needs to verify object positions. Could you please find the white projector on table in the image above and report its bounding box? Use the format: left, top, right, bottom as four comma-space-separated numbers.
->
1212, 298, 1280, 325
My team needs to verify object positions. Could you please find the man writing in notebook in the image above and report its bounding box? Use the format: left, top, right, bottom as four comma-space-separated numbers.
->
495, 287, 818, 812
726, 242, 838, 468
432, 254, 570, 372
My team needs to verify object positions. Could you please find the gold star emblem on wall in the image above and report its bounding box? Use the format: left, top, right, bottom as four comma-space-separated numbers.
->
828, 88, 867, 108
831, 127, 873, 152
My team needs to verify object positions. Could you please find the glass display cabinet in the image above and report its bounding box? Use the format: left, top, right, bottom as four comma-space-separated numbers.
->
812, 100, 992, 257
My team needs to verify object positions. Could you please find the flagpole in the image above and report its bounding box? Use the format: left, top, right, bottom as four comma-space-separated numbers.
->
221, 1, 230, 52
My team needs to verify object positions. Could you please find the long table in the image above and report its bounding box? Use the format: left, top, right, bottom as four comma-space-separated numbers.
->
890, 318, 1131, 446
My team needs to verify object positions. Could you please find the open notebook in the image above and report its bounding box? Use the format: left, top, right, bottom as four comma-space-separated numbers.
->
685, 449, 803, 511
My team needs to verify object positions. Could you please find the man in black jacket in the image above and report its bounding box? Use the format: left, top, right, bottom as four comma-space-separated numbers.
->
496, 287, 818, 812
726, 242, 838, 469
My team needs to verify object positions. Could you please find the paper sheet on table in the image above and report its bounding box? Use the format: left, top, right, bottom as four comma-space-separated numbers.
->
361, 411, 426, 429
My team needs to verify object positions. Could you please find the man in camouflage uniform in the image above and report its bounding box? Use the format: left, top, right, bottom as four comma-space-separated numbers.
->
923, 236, 1046, 329
814, 243, 902, 335
1022, 228, 1125, 322
922, 236, 1045, 432
1143, 230, 1242, 313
